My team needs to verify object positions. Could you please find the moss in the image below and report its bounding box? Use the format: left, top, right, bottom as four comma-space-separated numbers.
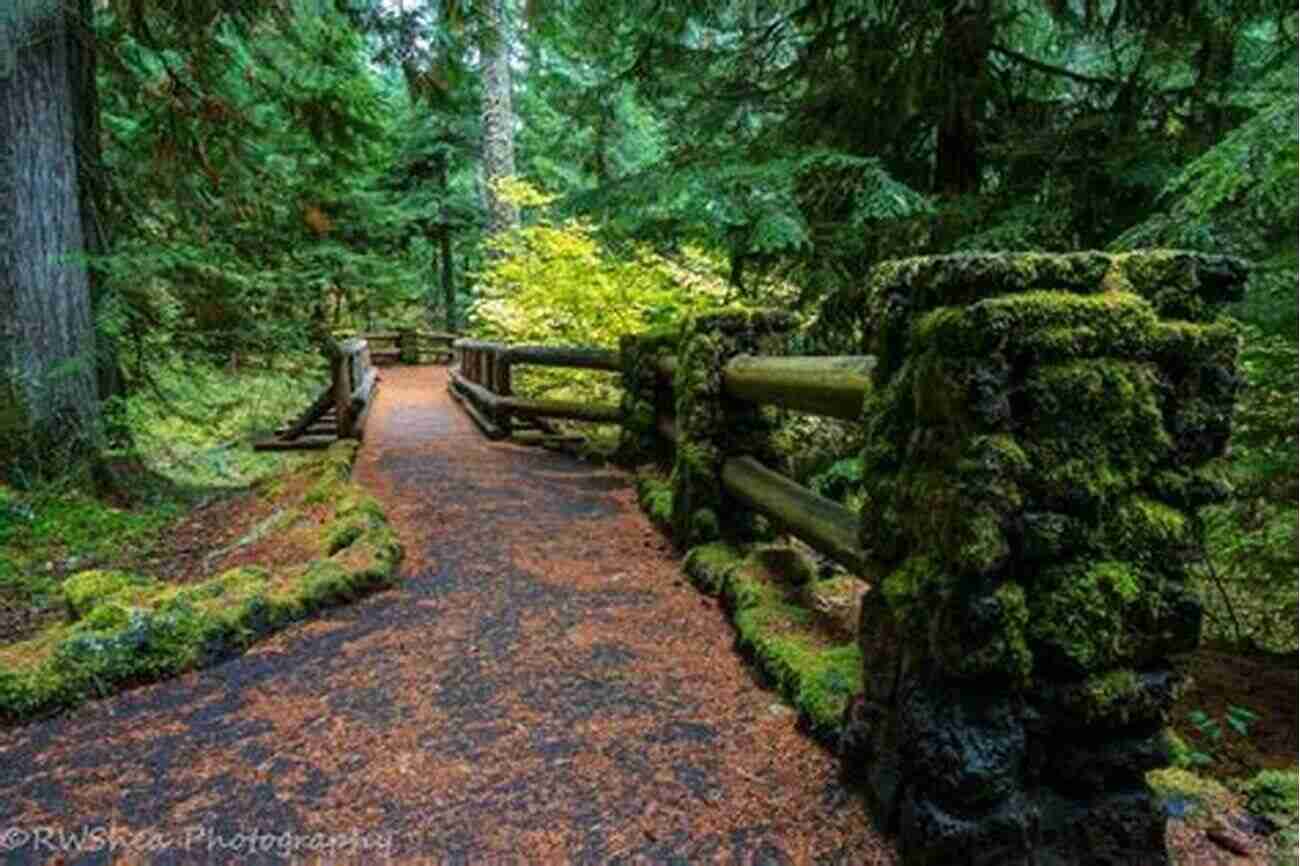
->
1238, 769, 1299, 826
63, 570, 159, 620
912, 291, 1162, 360
303, 475, 344, 505
1146, 767, 1234, 823
750, 544, 818, 587
684, 543, 744, 595
317, 440, 359, 481
0, 444, 401, 725
880, 555, 936, 616
634, 470, 673, 529
1104, 496, 1193, 566
1025, 560, 1189, 676
729, 573, 863, 740
323, 494, 386, 556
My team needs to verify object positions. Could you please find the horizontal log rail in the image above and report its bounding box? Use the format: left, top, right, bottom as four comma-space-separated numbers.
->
722, 355, 874, 421
497, 345, 620, 372
332, 329, 457, 365
721, 456, 868, 574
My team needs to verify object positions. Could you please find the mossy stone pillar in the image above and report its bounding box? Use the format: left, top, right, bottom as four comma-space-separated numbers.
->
843, 251, 1247, 866
670, 309, 796, 547
617, 326, 681, 467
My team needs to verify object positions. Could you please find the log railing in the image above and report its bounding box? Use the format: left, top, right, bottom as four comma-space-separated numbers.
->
256, 338, 379, 450
333, 329, 457, 365
449, 339, 621, 440
632, 340, 874, 572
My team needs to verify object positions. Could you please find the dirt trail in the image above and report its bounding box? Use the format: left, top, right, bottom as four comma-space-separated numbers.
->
0, 366, 894, 865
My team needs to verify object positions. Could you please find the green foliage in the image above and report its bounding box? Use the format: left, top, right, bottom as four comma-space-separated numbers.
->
1197, 329, 1298, 652
470, 180, 733, 403
1185, 705, 1260, 765
1239, 768, 1300, 826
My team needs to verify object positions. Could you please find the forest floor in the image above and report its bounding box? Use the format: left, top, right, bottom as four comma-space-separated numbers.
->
0, 364, 1293, 864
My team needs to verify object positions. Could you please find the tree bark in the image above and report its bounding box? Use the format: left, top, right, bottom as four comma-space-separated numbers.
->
0, 1, 101, 469
66, 0, 123, 404
436, 150, 455, 331
478, 0, 519, 236
934, 1, 992, 198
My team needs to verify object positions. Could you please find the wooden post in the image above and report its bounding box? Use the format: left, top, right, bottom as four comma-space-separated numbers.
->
492, 346, 512, 432
400, 329, 419, 364
333, 341, 359, 438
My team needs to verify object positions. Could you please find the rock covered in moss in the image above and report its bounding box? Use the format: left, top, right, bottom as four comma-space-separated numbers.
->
616, 326, 681, 467
849, 249, 1248, 866
670, 308, 796, 547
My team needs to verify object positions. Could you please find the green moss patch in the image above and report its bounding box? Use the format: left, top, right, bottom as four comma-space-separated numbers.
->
683, 540, 864, 744
634, 468, 674, 530
0, 442, 402, 725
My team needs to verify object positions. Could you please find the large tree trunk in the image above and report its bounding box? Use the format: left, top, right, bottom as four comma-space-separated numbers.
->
66, 0, 124, 405
0, 2, 101, 471
478, 0, 519, 236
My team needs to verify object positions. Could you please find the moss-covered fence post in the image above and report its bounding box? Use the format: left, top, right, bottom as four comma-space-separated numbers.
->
842, 251, 1247, 865
669, 309, 797, 547
616, 326, 681, 467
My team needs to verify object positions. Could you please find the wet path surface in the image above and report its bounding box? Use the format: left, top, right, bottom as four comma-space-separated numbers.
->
0, 366, 894, 865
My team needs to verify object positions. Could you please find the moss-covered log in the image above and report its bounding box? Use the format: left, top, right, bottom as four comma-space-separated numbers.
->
723, 355, 874, 420
721, 457, 867, 574
617, 327, 682, 466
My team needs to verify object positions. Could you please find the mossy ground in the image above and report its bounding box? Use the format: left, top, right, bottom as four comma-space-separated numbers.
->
682, 539, 863, 743
0, 442, 402, 724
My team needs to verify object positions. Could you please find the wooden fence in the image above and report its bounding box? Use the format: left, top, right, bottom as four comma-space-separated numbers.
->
447, 332, 874, 573
449, 339, 621, 440
644, 349, 875, 573
255, 339, 379, 450
333, 329, 457, 365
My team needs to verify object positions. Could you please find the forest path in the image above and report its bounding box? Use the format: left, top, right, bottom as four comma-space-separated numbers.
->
0, 366, 893, 865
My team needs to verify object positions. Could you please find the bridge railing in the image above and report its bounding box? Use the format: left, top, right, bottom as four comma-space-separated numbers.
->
450, 339, 621, 440
635, 348, 876, 572
333, 329, 457, 365
256, 338, 378, 450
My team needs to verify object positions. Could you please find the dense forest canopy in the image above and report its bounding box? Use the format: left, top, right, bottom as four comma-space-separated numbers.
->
0, 0, 1296, 652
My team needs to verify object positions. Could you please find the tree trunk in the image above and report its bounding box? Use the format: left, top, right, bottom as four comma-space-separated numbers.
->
436, 150, 456, 331
0, 2, 101, 471
66, 0, 123, 404
478, 0, 519, 236
934, 2, 991, 198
